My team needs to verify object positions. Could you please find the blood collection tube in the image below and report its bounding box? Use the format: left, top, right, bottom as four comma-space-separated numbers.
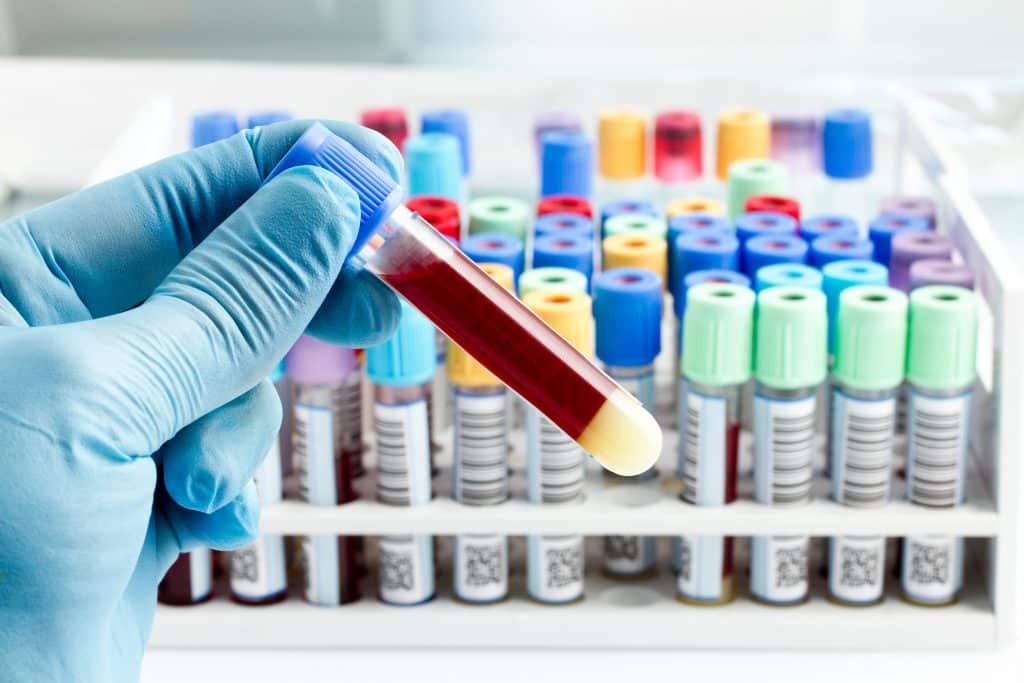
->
750, 286, 827, 605
269, 124, 662, 477
889, 232, 953, 293
598, 110, 647, 201
191, 111, 238, 148
809, 235, 874, 269
771, 114, 820, 174
828, 285, 907, 606
288, 336, 362, 606
676, 282, 754, 604
247, 110, 293, 128
519, 267, 589, 298
468, 197, 530, 241
755, 263, 823, 292
536, 194, 593, 219
743, 234, 809, 279
366, 301, 438, 605
665, 197, 727, 219
360, 108, 408, 152
901, 286, 977, 606
822, 109, 874, 227
666, 213, 731, 301
909, 260, 974, 290
594, 269, 662, 579
448, 264, 514, 604
604, 213, 667, 242
533, 234, 594, 286
523, 290, 594, 604
534, 212, 595, 241
727, 159, 789, 220
406, 196, 460, 244
541, 131, 594, 199
744, 195, 801, 222
534, 111, 582, 159
405, 133, 462, 205
716, 109, 770, 182
600, 199, 658, 236
821, 260, 889, 357
602, 234, 667, 287
462, 233, 525, 287
734, 211, 798, 273
868, 215, 929, 268
880, 196, 937, 231
421, 109, 471, 177
800, 214, 860, 243
654, 110, 702, 184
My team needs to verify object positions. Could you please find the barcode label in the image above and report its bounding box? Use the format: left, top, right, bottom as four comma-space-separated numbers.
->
753, 394, 816, 505
901, 534, 962, 605
453, 533, 508, 603
831, 390, 895, 507
676, 534, 729, 603
681, 390, 728, 505
338, 373, 364, 461
231, 535, 287, 601
379, 534, 435, 605
750, 535, 809, 605
301, 534, 340, 605
453, 392, 509, 505
906, 392, 971, 508
828, 535, 886, 605
527, 534, 584, 604
253, 440, 283, 505
374, 401, 431, 506
293, 404, 338, 505
603, 535, 657, 577
526, 411, 585, 504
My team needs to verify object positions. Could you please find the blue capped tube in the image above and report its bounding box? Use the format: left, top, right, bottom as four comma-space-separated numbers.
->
541, 132, 594, 199
868, 214, 929, 267
534, 212, 595, 240
461, 233, 526, 287
810, 235, 874, 268
743, 233, 808, 278
191, 111, 238, 148
246, 110, 293, 128
667, 213, 731, 300
533, 233, 594, 287
421, 109, 471, 176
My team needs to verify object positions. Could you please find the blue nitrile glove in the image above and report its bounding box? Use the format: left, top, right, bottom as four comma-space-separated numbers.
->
0, 120, 402, 682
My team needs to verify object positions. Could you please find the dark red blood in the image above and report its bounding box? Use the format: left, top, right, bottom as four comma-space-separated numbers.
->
158, 553, 213, 606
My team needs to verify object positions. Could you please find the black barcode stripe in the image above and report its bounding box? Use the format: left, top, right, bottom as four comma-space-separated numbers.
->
838, 396, 894, 507
454, 396, 509, 505
768, 405, 814, 504
375, 405, 424, 506
539, 417, 584, 503
909, 402, 963, 507
682, 404, 700, 503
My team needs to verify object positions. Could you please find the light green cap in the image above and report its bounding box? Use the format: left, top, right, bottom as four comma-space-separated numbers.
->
682, 282, 755, 386
832, 285, 908, 391
755, 286, 828, 389
604, 214, 668, 240
518, 267, 589, 297
726, 158, 789, 218
468, 196, 530, 239
906, 285, 977, 391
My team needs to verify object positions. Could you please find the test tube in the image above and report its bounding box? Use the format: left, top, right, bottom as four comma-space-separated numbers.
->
828, 285, 907, 606
889, 232, 954, 292
405, 133, 462, 205
867, 215, 929, 268
406, 195, 461, 244
800, 214, 860, 243
533, 234, 594, 286
448, 264, 514, 604
594, 269, 662, 579
523, 290, 594, 604
462, 233, 525, 287
421, 109, 471, 177
727, 159, 790, 220
666, 197, 727, 219
191, 111, 238, 148
468, 197, 531, 241
810, 235, 875, 269
269, 124, 662, 477
534, 111, 583, 160
716, 109, 771, 182
734, 211, 798, 272
288, 336, 362, 606
247, 110, 293, 129
519, 267, 589, 298
821, 260, 889, 356
541, 131, 594, 199
880, 196, 937, 231
654, 111, 703, 202
598, 110, 647, 203
604, 213, 667, 241
666, 213, 731, 302
744, 195, 801, 222
602, 234, 667, 287
909, 260, 974, 290
755, 263, 824, 292
366, 302, 438, 605
360, 108, 408, 152
537, 194, 593, 219
743, 234, 809, 279
534, 212, 595, 241
901, 286, 977, 606
600, 199, 658, 237
771, 114, 820, 174
750, 286, 827, 605
822, 109, 874, 227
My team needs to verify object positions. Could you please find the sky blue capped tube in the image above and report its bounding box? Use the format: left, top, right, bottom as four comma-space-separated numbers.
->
246, 110, 293, 128
868, 214, 929, 267
675, 232, 740, 295
462, 233, 525, 286
756, 263, 823, 292
533, 234, 594, 286
405, 133, 462, 202
534, 212, 595, 240
600, 199, 658, 232
541, 132, 594, 199
743, 233, 808, 278
821, 259, 888, 354
800, 214, 860, 243
422, 109, 471, 176
191, 111, 238, 147
810, 235, 874, 268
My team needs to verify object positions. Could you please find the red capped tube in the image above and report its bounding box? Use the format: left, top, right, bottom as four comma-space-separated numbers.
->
537, 194, 593, 219
654, 111, 702, 182
744, 195, 801, 222
408, 195, 461, 243
360, 108, 409, 153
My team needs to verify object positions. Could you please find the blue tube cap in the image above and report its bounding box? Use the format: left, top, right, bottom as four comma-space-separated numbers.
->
594, 268, 663, 367
533, 234, 594, 283
821, 259, 889, 353
735, 211, 798, 244
421, 109, 471, 175
800, 214, 860, 243
676, 231, 740, 281
675, 269, 751, 321
743, 233, 809, 278
266, 122, 404, 258
462, 233, 525, 283
600, 199, 658, 227
868, 214, 929, 266
405, 133, 462, 202
191, 111, 239, 148
534, 212, 595, 240
755, 263, 823, 292
246, 110, 293, 128
365, 301, 438, 387
823, 109, 873, 179
667, 213, 732, 299
541, 132, 594, 199
810, 234, 874, 268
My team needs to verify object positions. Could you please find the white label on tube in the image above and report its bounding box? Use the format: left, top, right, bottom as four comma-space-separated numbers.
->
676, 534, 727, 603
453, 392, 509, 505
374, 401, 431, 506
750, 535, 809, 605
254, 439, 283, 505
603, 535, 657, 577
453, 533, 508, 604
901, 534, 963, 605
829, 535, 886, 605
681, 390, 727, 506
230, 535, 287, 602
294, 403, 338, 506
302, 534, 340, 606
379, 534, 435, 605
188, 548, 212, 602
528, 534, 584, 604
830, 390, 895, 507
906, 391, 971, 507
526, 411, 585, 505
753, 393, 815, 505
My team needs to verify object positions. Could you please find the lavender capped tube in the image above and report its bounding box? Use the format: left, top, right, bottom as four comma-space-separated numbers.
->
889, 232, 953, 292
909, 259, 975, 290
771, 114, 820, 174
880, 196, 937, 231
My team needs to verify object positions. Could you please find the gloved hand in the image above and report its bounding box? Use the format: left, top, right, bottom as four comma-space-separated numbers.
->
0, 120, 402, 682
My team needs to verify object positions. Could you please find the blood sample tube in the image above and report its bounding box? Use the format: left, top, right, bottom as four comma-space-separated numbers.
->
665, 197, 727, 219
828, 285, 907, 606
366, 301, 438, 605
800, 214, 860, 243
534, 111, 582, 160
603, 212, 665, 243
600, 199, 658, 236
461, 233, 525, 288
541, 131, 594, 199
716, 108, 771, 182
407, 195, 461, 244
598, 110, 647, 201
361, 108, 408, 152
771, 114, 820, 174
743, 234, 809, 279
676, 282, 754, 604
666, 213, 731, 302
744, 195, 800, 222
734, 211, 798, 273
821, 260, 889, 357
755, 263, 823, 292
534, 212, 595, 241
288, 336, 362, 606
880, 196, 937, 231
519, 267, 589, 298
810, 235, 874, 269
247, 110, 293, 129
594, 268, 662, 579
421, 109, 471, 177
750, 286, 827, 605
654, 110, 702, 184
901, 286, 977, 606
909, 260, 974, 291
822, 109, 874, 227
727, 159, 789, 220
536, 194, 593, 219
191, 111, 238, 148
889, 232, 953, 293
523, 290, 594, 604
405, 133, 462, 205
602, 234, 667, 288
448, 264, 515, 604
868, 215, 929, 268
269, 124, 662, 477
468, 197, 530, 241
533, 234, 594, 286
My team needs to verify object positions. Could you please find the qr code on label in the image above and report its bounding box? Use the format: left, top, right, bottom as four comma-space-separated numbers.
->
231, 546, 259, 583
546, 545, 582, 588
774, 545, 807, 588
909, 541, 949, 585
605, 536, 639, 562
840, 546, 879, 587
380, 546, 415, 591
679, 537, 693, 583
464, 544, 503, 586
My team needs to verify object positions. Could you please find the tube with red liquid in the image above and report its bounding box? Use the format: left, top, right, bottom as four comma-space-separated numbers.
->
269, 123, 661, 476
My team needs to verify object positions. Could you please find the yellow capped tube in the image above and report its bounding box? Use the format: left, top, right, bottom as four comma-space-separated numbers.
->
716, 109, 770, 180
602, 233, 668, 290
